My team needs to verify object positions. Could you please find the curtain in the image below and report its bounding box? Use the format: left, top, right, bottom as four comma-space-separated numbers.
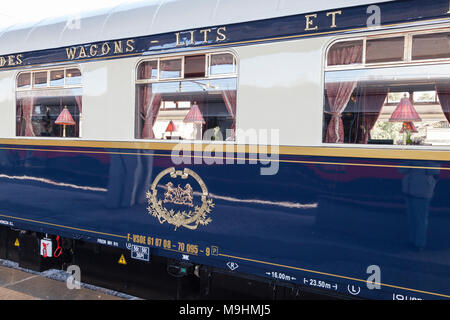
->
222, 90, 237, 135
325, 43, 363, 143
75, 96, 82, 114
325, 82, 357, 143
16, 100, 23, 136
140, 84, 162, 139
22, 97, 35, 137
436, 84, 450, 123
139, 61, 157, 79
357, 87, 388, 144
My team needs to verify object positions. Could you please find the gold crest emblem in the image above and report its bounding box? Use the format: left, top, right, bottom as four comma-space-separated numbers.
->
146, 167, 214, 231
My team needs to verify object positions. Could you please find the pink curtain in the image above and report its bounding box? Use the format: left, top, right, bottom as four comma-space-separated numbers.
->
22, 97, 35, 137
436, 84, 450, 123
140, 84, 162, 139
358, 87, 388, 144
325, 82, 357, 143
222, 90, 237, 130
139, 61, 157, 79
325, 43, 363, 143
75, 96, 82, 114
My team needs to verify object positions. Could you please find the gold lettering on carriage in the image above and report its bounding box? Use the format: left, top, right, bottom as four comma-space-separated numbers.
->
65, 39, 136, 60
305, 10, 343, 31
146, 167, 214, 231
0, 54, 23, 68
175, 26, 227, 46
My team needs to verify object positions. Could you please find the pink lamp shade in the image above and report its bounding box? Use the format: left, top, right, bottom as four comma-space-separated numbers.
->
165, 120, 176, 133
400, 121, 418, 133
55, 106, 76, 126
183, 103, 205, 124
389, 96, 422, 122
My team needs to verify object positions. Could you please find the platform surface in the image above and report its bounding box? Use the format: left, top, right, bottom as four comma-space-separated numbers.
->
0, 263, 131, 300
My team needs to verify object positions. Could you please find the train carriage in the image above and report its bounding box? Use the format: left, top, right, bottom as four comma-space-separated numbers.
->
1, 0, 450, 300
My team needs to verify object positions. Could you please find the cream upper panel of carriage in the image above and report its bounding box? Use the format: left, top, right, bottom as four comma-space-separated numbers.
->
235, 37, 329, 147
0, 70, 17, 138
0, 0, 394, 56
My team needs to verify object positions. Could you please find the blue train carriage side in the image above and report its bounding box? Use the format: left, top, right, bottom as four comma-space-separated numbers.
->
1, 0, 450, 300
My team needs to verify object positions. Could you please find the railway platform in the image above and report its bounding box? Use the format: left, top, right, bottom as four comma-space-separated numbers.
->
0, 259, 137, 300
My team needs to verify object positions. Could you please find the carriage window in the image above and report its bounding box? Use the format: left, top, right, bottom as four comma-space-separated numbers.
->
136, 53, 237, 141
209, 53, 236, 75
17, 73, 31, 89
327, 40, 363, 66
66, 68, 82, 85
50, 70, 65, 86
324, 31, 450, 146
160, 58, 182, 79
323, 64, 450, 146
328, 31, 450, 68
412, 32, 450, 61
366, 37, 405, 64
185, 55, 206, 78
16, 68, 82, 138
33, 72, 48, 88
137, 60, 158, 80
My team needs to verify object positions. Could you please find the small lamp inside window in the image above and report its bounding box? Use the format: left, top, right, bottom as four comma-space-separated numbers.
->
55, 106, 76, 137
165, 120, 177, 139
389, 93, 422, 145
183, 102, 205, 140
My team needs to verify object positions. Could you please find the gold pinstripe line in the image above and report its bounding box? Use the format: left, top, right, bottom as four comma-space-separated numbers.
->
218, 253, 450, 299
2, 138, 450, 161
0, 145, 446, 170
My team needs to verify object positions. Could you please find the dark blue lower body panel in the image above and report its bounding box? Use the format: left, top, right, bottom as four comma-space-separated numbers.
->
0, 144, 448, 300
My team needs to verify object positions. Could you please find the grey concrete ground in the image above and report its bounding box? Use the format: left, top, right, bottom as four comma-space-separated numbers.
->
0, 259, 139, 300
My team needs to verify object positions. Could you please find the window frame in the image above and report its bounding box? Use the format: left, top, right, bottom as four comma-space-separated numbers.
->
17, 67, 83, 91
325, 27, 450, 72
410, 29, 450, 63
136, 51, 238, 84
159, 56, 184, 81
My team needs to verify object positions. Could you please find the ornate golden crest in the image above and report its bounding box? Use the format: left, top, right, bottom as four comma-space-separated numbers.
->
146, 167, 214, 231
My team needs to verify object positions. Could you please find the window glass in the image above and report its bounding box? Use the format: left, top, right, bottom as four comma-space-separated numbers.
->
137, 60, 158, 80
160, 59, 182, 79
414, 91, 437, 103
33, 72, 48, 88
50, 70, 65, 86
210, 53, 236, 75
185, 55, 206, 78
66, 68, 82, 85
366, 37, 405, 63
327, 40, 363, 66
161, 101, 177, 109
178, 101, 191, 109
323, 64, 450, 146
16, 68, 82, 138
136, 78, 237, 140
16, 94, 82, 138
412, 32, 450, 61
17, 73, 31, 89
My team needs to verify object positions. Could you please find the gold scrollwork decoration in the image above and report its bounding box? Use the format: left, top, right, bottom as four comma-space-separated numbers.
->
146, 167, 214, 231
